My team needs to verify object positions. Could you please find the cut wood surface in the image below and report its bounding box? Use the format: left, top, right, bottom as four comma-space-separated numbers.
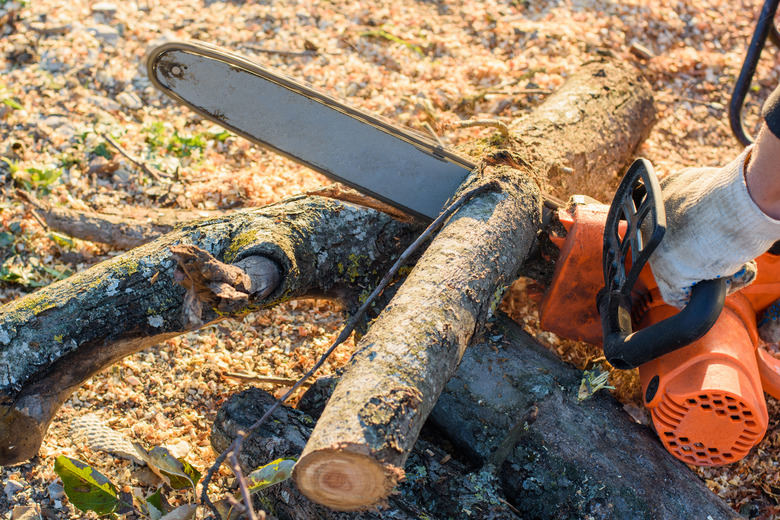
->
293, 56, 656, 509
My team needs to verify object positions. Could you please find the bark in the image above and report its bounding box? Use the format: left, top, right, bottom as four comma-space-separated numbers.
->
17, 190, 222, 249
294, 56, 656, 509
211, 387, 521, 520
294, 165, 542, 510
430, 313, 740, 520
0, 197, 419, 465
504, 58, 657, 203
18, 185, 414, 250
211, 313, 738, 520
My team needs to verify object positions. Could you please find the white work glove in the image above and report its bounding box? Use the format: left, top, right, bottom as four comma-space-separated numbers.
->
649, 147, 780, 308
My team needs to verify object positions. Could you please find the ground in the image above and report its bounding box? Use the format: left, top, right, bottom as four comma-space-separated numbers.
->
1, 0, 779, 518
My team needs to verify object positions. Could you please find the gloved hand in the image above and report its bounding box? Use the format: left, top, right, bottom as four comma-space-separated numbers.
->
649, 147, 780, 308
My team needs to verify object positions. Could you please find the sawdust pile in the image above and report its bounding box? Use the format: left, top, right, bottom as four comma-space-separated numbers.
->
0, 0, 778, 518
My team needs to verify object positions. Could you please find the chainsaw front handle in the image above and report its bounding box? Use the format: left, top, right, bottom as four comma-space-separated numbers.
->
599, 158, 726, 370
600, 279, 726, 369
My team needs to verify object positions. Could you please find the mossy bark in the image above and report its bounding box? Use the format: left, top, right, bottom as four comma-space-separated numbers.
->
293, 56, 656, 510
0, 196, 419, 465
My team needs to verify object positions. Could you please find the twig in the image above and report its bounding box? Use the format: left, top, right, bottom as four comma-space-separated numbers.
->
229, 448, 259, 520
484, 88, 553, 96
497, 496, 523, 516
222, 372, 313, 387
241, 43, 319, 57
422, 122, 446, 148
28, 209, 50, 232
306, 184, 419, 223
446, 119, 510, 137
101, 133, 170, 182
199, 180, 500, 518
680, 96, 725, 110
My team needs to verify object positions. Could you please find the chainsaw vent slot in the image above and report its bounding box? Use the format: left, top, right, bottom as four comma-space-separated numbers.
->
653, 391, 764, 466
630, 290, 660, 326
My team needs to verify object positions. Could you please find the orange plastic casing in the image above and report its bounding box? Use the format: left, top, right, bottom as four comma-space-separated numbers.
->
538, 203, 611, 346
539, 202, 780, 466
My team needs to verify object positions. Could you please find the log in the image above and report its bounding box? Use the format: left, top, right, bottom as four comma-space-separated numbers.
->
0, 197, 419, 465
16, 190, 222, 249
293, 164, 542, 509
430, 313, 740, 520
211, 313, 738, 519
18, 185, 414, 250
293, 56, 656, 509
211, 387, 521, 520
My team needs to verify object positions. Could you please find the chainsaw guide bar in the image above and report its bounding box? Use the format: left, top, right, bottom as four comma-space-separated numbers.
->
147, 40, 477, 219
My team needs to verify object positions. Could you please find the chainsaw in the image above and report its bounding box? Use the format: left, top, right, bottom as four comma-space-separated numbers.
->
147, 40, 780, 467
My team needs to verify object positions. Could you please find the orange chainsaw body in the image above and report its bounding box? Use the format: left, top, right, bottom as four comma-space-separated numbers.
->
539, 202, 780, 466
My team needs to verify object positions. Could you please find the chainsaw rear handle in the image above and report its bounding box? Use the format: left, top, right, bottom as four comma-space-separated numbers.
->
729, 0, 780, 145
598, 158, 727, 370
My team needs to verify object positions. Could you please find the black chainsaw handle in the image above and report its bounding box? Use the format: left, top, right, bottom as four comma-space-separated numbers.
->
729, 0, 780, 146
600, 280, 726, 370
598, 158, 726, 370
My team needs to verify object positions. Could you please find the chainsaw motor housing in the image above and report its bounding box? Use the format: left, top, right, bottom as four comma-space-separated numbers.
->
538, 158, 780, 466
636, 292, 768, 465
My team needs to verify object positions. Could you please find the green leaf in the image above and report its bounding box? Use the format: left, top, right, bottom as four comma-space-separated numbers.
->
166, 457, 201, 491
167, 131, 206, 157
143, 122, 167, 149
213, 130, 231, 142
1, 156, 19, 174
28, 166, 62, 187
0, 232, 15, 248
205, 125, 232, 142
146, 489, 165, 520
0, 259, 25, 284
245, 457, 297, 493
211, 458, 297, 520
53, 455, 126, 516
40, 264, 72, 280
134, 444, 201, 491
2, 97, 22, 110
49, 231, 75, 248
92, 142, 113, 159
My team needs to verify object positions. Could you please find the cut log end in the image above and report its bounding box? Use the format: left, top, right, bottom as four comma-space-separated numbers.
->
294, 447, 401, 511
0, 401, 46, 465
